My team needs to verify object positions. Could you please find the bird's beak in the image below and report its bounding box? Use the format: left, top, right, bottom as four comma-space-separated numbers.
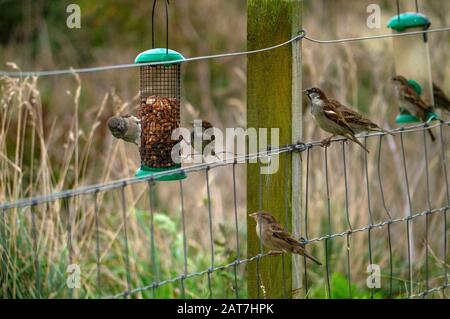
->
303, 88, 311, 97
249, 213, 257, 219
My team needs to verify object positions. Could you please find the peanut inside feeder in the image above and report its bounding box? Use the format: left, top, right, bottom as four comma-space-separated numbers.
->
134, 48, 186, 180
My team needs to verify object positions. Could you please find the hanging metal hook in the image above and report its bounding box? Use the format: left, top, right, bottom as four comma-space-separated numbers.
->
151, 0, 170, 53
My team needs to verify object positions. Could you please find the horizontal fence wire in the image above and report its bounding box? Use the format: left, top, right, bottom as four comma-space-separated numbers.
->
1, 26, 450, 77
1, 20, 450, 299
1, 121, 449, 299
0, 121, 445, 211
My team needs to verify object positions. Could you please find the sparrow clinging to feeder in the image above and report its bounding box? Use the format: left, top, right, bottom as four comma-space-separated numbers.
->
190, 120, 215, 156
433, 82, 450, 113
107, 115, 141, 146
391, 75, 435, 141
249, 211, 322, 266
303, 87, 369, 152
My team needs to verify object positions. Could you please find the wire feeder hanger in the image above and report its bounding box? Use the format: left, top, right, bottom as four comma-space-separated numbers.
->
152, 0, 170, 54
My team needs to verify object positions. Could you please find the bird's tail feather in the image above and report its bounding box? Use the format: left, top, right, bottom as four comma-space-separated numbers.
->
303, 251, 322, 266
294, 246, 322, 266
346, 133, 369, 153
428, 128, 436, 142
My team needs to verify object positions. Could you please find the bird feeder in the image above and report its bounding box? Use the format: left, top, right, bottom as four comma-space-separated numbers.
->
134, 48, 186, 181
387, 12, 438, 124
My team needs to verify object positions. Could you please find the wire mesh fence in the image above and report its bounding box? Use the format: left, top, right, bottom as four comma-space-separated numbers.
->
1, 121, 449, 299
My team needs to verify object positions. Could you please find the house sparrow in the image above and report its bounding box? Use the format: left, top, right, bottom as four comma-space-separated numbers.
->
433, 82, 450, 113
249, 211, 322, 266
190, 120, 215, 156
392, 75, 435, 141
107, 115, 141, 146
331, 100, 392, 135
303, 87, 369, 152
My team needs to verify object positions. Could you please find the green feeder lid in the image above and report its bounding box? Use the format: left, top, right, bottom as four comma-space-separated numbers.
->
135, 164, 186, 181
395, 110, 439, 124
134, 48, 185, 64
387, 12, 431, 32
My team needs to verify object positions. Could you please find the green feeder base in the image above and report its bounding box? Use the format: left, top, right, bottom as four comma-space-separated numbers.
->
135, 164, 186, 181
395, 111, 439, 124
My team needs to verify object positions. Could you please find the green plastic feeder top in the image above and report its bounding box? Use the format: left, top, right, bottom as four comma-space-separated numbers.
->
134, 48, 185, 64
387, 12, 431, 32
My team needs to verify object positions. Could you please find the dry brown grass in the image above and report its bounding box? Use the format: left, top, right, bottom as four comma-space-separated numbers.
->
1, 0, 449, 298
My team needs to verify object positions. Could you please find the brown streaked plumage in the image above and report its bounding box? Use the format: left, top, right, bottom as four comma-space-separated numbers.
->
303, 87, 369, 152
392, 75, 435, 141
433, 82, 450, 112
330, 100, 391, 135
249, 211, 322, 266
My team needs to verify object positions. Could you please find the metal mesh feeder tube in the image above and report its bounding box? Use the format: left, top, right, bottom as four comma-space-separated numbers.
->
135, 48, 186, 181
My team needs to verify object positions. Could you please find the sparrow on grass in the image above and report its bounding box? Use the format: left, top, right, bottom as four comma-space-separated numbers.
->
392, 75, 435, 141
303, 87, 369, 152
107, 115, 141, 146
249, 211, 322, 266
433, 82, 450, 113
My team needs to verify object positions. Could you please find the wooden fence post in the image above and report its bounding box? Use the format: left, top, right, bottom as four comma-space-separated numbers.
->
247, 0, 302, 299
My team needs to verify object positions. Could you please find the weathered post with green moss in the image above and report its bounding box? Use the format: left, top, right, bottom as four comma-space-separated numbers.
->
247, 0, 302, 299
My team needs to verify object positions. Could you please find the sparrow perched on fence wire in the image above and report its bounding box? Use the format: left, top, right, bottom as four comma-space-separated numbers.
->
249, 211, 322, 266
107, 115, 141, 146
433, 82, 450, 113
331, 100, 392, 135
392, 75, 435, 141
303, 87, 369, 152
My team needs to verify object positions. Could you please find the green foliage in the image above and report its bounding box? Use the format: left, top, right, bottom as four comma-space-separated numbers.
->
308, 273, 384, 299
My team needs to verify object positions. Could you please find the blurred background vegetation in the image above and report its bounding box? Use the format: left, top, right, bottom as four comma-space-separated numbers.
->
0, 0, 449, 298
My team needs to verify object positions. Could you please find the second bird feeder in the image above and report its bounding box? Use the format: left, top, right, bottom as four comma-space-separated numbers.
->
135, 48, 186, 181
387, 12, 438, 123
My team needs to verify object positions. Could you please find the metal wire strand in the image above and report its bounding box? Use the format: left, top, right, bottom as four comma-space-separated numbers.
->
256, 160, 263, 299
422, 129, 431, 297
324, 147, 332, 299
2, 121, 447, 212
341, 142, 352, 298
439, 123, 449, 295
303, 146, 311, 298
232, 162, 240, 299
3, 27, 450, 77
179, 179, 188, 299
400, 132, 413, 297
105, 205, 449, 299
205, 168, 214, 299
278, 154, 288, 298
30, 205, 41, 298
63, 198, 74, 299
93, 191, 101, 297
120, 184, 132, 298
148, 180, 159, 298
364, 137, 374, 299
377, 135, 393, 297
0, 31, 306, 77
2, 121, 450, 299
